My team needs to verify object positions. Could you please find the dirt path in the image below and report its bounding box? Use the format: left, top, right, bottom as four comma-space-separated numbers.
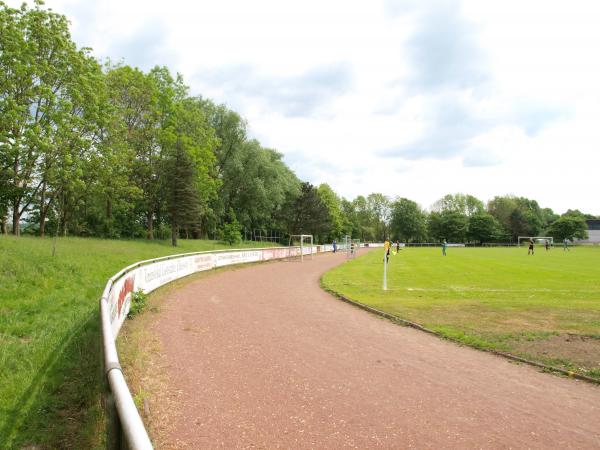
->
149, 251, 600, 449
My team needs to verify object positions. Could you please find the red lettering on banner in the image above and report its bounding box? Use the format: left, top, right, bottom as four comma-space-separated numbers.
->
117, 276, 135, 317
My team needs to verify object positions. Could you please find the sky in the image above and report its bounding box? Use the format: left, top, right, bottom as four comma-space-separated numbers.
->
15, 0, 600, 214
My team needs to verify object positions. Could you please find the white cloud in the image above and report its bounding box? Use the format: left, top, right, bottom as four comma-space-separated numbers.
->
12, 0, 600, 214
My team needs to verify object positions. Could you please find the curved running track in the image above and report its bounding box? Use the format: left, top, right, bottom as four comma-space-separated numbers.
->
148, 250, 600, 449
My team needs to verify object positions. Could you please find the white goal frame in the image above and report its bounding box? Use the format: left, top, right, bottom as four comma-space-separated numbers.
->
518, 236, 554, 246
288, 234, 314, 262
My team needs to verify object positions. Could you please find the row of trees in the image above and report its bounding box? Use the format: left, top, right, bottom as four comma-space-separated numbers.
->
389, 194, 590, 243
0, 3, 592, 245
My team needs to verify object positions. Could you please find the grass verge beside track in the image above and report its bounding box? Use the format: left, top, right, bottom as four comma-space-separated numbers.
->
321, 246, 600, 381
0, 236, 271, 449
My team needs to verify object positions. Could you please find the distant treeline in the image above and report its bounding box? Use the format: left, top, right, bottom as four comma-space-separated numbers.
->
0, 3, 594, 245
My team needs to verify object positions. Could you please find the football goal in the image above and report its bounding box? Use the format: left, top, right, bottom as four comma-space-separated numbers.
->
517, 236, 554, 246
288, 234, 314, 262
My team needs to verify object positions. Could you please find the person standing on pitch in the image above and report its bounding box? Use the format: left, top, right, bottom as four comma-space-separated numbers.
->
528, 238, 534, 255
384, 239, 390, 263
333, 239, 337, 253
545, 239, 550, 251
396, 240, 400, 253
563, 238, 570, 251
442, 239, 447, 256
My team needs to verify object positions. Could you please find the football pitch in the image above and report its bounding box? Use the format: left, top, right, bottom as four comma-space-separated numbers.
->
321, 246, 600, 380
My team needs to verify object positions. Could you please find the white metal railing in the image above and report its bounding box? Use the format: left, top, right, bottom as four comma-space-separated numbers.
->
100, 244, 338, 449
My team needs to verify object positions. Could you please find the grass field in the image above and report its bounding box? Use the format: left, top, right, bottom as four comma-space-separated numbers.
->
0, 236, 272, 450
322, 246, 600, 380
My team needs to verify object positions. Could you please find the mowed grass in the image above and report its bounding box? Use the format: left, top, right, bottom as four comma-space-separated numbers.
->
0, 236, 272, 449
322, 246, 600, 379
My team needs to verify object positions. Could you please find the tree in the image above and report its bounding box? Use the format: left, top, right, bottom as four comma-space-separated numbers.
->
487, 195, 518, 236
160, 97, 217, 246
197, 98, 247, 232
428, 210, 468, 242
541, 207, 559, 229
351, 195, 376, 241
488, 195, 544, 241
431, 193, 484, 216
0, 2, 105, 235
467, 213, 501, 244
340, 198, 359, 238
547, 215, 588, 241
221, 208, 241, 245
390, 198, 427, 242
366, 193, 391, 240
105, 64, 161, 238
317, 183, 345, 241
284, 182, 330, 242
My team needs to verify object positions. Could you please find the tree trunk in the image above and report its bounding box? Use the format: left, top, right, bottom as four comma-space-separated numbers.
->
1, 215, 7, 235
40, 209, 47, 237
39, 182, 47, 237
147, 212, 154, 240
62, 209, 68, 237
171, 223, 178, 247
12, 199, 20, 236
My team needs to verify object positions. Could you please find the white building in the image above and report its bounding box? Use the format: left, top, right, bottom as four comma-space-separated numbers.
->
577, 219, 600, 244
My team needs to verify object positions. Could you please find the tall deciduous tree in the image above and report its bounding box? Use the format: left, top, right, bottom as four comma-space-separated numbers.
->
390, 198, 427, 242
161, 97, 217, 246
317, 183, 345, 241
351, 195, 376, 241
366, 193, 391, 241
0, 1, 105, 235
428, 210, 468, 242
467, 212, 501, 243
431, 193, 484, 216
488, 195, 544, 241
547, 215, 588, 241
104, 64, 161, 237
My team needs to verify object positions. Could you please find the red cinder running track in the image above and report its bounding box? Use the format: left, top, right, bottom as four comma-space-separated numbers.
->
149, 250, 600, 449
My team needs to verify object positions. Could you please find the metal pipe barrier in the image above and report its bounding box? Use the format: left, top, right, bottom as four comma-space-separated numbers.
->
100, 244, 341, 449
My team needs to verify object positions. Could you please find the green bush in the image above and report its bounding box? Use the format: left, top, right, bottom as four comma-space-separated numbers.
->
221, 208, 242, 246
128, 289, 148, 319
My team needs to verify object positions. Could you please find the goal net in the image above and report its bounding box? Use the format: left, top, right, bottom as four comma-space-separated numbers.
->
517, 236, 554, 246
288, 234, 314, 262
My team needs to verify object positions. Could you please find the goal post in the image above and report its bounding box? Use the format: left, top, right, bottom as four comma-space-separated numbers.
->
288, 234, 314, 262
517, 236, 554, 246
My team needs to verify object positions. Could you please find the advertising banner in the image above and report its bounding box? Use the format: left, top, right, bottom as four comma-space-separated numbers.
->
215, 250, 262, 267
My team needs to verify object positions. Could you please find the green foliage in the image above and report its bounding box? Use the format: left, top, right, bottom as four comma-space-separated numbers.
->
467, 212, 502, 243
161, 97, 218, 246
284, 182, 331, 242
547, 215, 588, 241
221, 208, 242, 245
431, 193, 484, 216
488, 195, 545, 241
428, 210, 468, 242
0, 1, 107, 236
366, 193, 391, 240
317, 183, 345, 241
127, 289, 148, 319
390, 198, 428, 242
